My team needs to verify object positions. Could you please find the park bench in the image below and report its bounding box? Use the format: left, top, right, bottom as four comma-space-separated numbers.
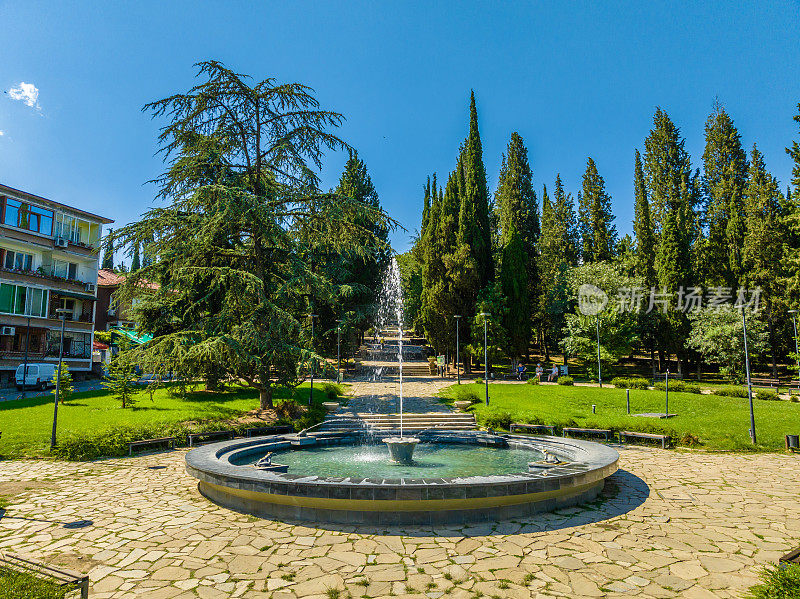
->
619, 430, 670, 449
128, 436, 176, 456
0, 552, 89, 599
187, 430, 235, 447
750, 376, 782, 389
562, 427, 613, 441
245, 425, 294, 437
510, 423, 556, 435
652, 373, 683, 384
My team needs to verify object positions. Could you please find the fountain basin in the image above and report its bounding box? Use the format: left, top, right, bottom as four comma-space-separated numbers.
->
382, 436, 420, 464
322, 402, 340, 413
185, 431, 618, 525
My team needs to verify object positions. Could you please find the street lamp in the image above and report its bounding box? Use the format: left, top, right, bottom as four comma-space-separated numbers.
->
454, 315, 462, 385
308, 314, 317, 405
50, 308, 71, 450
789, 309, 799, 389
336, 319, 343, 384
21, 315, 31, 399
480, 313, 490, 406
596, 315, 602, 387
741, 304, 756, 444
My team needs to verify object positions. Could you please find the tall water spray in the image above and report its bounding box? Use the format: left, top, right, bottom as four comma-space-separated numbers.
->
378, 257, 419, 462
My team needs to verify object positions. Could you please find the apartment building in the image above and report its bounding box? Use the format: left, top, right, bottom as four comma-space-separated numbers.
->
0, 183, 113, 384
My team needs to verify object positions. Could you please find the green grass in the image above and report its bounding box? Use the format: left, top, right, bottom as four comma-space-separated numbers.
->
0, 381, 339, 459
746, 564, 800, 598
440, 382, 800, 451
0, 567, 73, 599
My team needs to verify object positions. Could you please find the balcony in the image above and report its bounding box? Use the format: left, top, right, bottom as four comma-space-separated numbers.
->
0, 265, 92, 291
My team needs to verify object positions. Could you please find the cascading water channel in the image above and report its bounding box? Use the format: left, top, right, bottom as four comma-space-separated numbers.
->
378, 256, 419, 463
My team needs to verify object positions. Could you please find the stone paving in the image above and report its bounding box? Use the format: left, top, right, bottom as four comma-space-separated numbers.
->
1, 381, 799, 598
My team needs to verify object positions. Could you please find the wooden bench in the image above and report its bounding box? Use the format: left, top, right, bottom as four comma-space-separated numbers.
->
751, 377, 782, 389
510, 423, 556, 435
563, 427, 613, 441
0, 552, 89, 598
187, 430, 234, 447
128, 436, 176, 456
619, 430, 670, 449
245, 425, 294, 437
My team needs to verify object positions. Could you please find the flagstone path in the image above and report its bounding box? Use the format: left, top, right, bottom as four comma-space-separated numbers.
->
1, 379, 799, 598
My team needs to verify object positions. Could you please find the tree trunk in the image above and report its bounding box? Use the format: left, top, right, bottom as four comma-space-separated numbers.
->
259, 386, 273, 410
768, 310, 778, 378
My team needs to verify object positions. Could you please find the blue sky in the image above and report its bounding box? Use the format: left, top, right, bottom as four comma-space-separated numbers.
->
1, 1, 798, 258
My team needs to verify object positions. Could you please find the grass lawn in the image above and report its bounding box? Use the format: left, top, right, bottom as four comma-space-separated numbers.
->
0, 567, 73, 599
0, 382, 340, 459
440, 382, 800, 452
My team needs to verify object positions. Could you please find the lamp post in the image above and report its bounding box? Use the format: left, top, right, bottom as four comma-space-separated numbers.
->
789, 309, 799, 389
454, 315, 462, 385
21, 315, 31, 398
309, 314, 317, 406
741, 304, 756, 444
336, 319, 343, 384
480, 313, 490, 406
596, 315, 602, 387
50, 308, 71, 450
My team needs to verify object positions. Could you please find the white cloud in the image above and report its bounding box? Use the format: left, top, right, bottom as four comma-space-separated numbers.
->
0, 130, 4, 136
7, 82, 40, 110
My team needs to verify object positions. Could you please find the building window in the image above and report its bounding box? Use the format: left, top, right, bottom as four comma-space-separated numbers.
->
0, 283, 48, 317
52, 260, 78, 280
3, 250, 33, 271
2, 199, 54, 235
46, 330, 91, 358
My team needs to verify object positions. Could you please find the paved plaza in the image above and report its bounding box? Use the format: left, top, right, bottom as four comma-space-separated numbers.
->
1, 380, 799, 598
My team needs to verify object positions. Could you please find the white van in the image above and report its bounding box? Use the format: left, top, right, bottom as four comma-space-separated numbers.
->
15, 363, 57, 390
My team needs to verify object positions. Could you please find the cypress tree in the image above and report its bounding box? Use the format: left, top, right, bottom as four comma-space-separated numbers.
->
457, 91, 493, 287
578, 157, 617, 262
130, 242, 141, 272
421, 176, 431, 236
742, 144, 784, 375
702, 102, 748, 287
101, 228, 115, 270
496, 132, 537, 359
633, 150, 656, 286
784, 104, 800, 304
644, 108, 699, 374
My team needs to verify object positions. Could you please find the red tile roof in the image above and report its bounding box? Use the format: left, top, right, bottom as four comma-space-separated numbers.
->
97, 269, 159, 290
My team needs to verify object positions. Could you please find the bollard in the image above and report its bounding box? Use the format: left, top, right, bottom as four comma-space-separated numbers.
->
592, 404, 596, 414
626, 389, 630, 414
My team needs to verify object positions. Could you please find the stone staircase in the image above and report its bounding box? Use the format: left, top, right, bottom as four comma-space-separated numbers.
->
354, 412, 477, 432
316, 412, 477, 434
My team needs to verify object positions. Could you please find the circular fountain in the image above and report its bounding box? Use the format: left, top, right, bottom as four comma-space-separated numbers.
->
185, 258, 619, 524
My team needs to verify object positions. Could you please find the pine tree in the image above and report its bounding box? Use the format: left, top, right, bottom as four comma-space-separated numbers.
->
102, 352, 138, 409
578, 157, 617, 262
496, 132, 537, 359
421, 176, 431, 236
633, 150, 655, 286
702, 102, 748, 287
51, 363, 73, 405
130, 242, 141, 272
101, 228, 114, 270
742, 144, 784, 375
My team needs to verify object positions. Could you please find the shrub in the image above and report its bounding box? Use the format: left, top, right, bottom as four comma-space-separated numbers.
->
746, 563, 800, 599
557, 376, 574, 386
51, 364, 74, 404
319, 382, 343, 401
610, 377, 650, 390
526, 377, 540, 385
483, 411, 513, 430
713, 386, 748, 398
474, 378, 484, 385
653, 380, 701, 394
755, 389, 779, 401
452, 387, 480, 403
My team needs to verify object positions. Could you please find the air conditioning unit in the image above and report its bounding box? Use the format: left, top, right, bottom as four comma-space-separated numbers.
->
1, 326, 15, 336
107, 309, 116, 317
54, 238, 68, 248
84, 282, 96, 293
